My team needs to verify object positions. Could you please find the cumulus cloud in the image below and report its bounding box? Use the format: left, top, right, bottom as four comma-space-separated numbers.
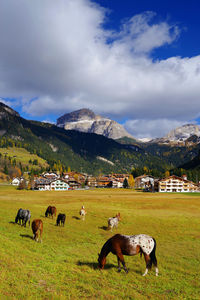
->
0, 0, 200, 138
124, 119, 186, 139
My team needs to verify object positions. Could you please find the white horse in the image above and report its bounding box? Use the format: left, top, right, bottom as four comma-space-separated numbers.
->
108, 213, 121, 231
79, 205, 87, 220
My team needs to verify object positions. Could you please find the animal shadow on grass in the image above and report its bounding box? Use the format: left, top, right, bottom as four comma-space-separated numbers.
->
9, 221, 16, 225
49, 223, 57, 226
72, 216, 80, 220
77, 260, 115, 270
98, 226, 108, 231
40, 215, 45, 218
20, 234, 33, 240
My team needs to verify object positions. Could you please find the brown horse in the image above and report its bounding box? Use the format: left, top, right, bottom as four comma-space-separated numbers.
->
45, 206, 56, 218
32, 219, 43, 242
98, 234, 158, 276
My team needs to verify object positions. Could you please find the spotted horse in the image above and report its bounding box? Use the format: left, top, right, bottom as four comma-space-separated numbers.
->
98, 234, 158, 276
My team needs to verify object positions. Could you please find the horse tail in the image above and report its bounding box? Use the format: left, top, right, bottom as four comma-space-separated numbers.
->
149, 238, 157, 269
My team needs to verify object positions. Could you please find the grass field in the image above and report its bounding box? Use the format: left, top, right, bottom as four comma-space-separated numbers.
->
0, 186, 199, 299
0, 147, 48, 168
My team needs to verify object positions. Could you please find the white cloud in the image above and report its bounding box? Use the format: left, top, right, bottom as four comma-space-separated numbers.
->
113, 11, 179, 54
124, 119, 186, 139
0, 0, 200, 138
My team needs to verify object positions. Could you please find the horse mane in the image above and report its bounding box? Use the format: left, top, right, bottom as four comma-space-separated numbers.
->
99, 237, 112, 258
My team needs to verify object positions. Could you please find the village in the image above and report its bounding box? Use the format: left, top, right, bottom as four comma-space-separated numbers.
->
11, 171, 200, 192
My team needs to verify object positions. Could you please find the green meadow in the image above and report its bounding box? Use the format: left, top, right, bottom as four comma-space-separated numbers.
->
0, 186, 199, 299
0, 147, 48, 168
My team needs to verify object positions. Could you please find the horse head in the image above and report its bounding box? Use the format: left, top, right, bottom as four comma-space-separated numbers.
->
116, 213, 121, 221
98, 253, 106, 269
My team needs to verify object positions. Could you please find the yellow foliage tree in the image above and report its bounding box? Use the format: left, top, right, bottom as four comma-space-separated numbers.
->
128, 174, 135, 188
165, 170, 170, 178
143, 166, 148, 174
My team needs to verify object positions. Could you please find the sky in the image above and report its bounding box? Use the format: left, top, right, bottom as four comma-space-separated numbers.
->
0, 0, 200, 139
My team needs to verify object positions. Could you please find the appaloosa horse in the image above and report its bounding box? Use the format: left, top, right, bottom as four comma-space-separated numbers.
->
98, 234, 158, 276
15, 208, 31, 227
107, 213, 121, 231
32, 219, 43, 242
45, 206, 56, 218
56, 213, 66, 226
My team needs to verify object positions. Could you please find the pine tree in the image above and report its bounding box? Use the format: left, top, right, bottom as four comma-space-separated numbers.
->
123, 178, 129, 188
4, 164, 8, 175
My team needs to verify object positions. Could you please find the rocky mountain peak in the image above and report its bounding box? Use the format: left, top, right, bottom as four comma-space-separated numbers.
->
151, 123, 200, 145
57, 108, 99, 125
164, 124, 200, 141
56, 108, 134, 140
0, 102, 20, 119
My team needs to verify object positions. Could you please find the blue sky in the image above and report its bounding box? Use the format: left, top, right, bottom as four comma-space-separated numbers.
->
93, 0, 200, 58
0, 0, 200, 138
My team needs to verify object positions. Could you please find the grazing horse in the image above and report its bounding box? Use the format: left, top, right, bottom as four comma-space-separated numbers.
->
45, 206, 56, 218
108, 213, 121, 231
79, 205, 87, 220
32, 219, 43, 242
56, 213, 66, 226
15, 208, 31, 227
98, 234, 158, 276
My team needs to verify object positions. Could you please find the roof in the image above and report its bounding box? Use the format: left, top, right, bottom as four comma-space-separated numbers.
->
158, 175, 199, 187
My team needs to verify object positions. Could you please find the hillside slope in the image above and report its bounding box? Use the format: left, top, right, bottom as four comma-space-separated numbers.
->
0, 102, 168, 175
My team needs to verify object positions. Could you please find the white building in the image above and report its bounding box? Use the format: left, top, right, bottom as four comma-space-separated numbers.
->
50, 179, 70, 191
135, 175, 154, 189
35, 178, 70, 191
158, 175, 200, 193
11, 177, 24, 186
35, 179, 51, 191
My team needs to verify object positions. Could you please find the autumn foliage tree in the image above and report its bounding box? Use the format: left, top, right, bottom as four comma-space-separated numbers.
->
128, 174, 135, 188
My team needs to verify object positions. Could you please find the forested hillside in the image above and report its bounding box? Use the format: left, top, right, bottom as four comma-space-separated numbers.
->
1, 102, 200, 181
0, 103, 168, 176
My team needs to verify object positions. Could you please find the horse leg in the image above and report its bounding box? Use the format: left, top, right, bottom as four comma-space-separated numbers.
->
155, 266, 159, 276
117, 253, 128, 273
117, 257, 121, 272
40, 229, 42, 243
142, 254, 151, 276
36, 232, 39, 242
152, 255, 158, 276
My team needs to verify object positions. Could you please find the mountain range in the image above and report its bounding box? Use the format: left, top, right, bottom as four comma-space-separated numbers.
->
57, 108, 200, 147
0, 102, 200, 177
